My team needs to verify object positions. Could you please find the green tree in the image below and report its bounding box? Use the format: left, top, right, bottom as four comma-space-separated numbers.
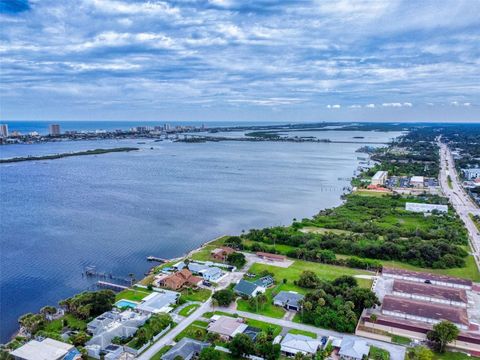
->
226, 252, 247, 268
212, 289, 235, 306
199, 347, 222, 360
71, 331, 89, 347
18, 313, 44, 334
255, 332, 281, 360
228, 333, 254, 358
427, 321, 459, 352
407, 346, 434, 360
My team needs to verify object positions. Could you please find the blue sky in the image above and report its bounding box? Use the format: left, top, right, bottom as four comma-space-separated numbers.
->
0, 0, 479, 122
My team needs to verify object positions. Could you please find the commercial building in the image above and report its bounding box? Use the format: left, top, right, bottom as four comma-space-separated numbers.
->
280, 333, 320, 357
256, 252, 286, 262
381, 295, 469, 329
0, 124, 8, 137
371, 171, 388, 186
462, 168, 480, 180
161, 338, 210, 360
405, 202, 448, 213
10, 338, 79, 360
392, 280, 467, 307
410, 176, 425, 188
273, 291, 304, 311
49, 124, 61, 136
382, 267, 472, 290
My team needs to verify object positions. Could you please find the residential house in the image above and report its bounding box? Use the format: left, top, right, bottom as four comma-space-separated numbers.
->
199, 266, 223, 282
207, 316, 248, 340
254, 275, 275, 288
136, 291, 179, 314
280, 333, 320, 357
161, 338, 210, 360
338, 337, 370, 360
158, 269, 202, 290
211, 247, 235, 261
233, 279, 266, 298
273, 291, 304, 311
188, 262, 210, 274
10, 338, 79, 360
172, 261, 186, 271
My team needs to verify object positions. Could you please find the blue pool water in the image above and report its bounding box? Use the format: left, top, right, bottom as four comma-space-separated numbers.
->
115, 300, 138, 309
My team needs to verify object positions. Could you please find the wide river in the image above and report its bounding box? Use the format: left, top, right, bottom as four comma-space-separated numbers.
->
0, 129, 402, 341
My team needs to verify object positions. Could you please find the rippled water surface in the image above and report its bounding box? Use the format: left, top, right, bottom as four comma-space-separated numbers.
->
0, 130, 401, 341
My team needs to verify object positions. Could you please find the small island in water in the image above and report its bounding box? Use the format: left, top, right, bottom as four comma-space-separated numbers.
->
0, 147, 139, 164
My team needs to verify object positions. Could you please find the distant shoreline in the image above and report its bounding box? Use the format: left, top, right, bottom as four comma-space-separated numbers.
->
0, 147, 139, 163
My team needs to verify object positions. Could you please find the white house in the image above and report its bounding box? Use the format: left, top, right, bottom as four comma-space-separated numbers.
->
199, 266, 223, 281
280, 333, 320, 357
338, 337, 370, 360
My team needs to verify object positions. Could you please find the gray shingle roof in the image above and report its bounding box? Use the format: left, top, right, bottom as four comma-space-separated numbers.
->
234, 279, 259, 297
161, 338, 210, 360
273, 291, 304, 308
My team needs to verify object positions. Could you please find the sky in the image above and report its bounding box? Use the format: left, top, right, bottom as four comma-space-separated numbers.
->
0, 0, 479, 122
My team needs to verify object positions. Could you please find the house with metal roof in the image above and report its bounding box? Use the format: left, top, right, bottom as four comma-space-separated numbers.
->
233, 279, 266, 298
280, 333, 320, 357
161, 338, 210, 360
338, 336, 370, 360
199, 266, 224, 281
273, 291, 304, 311
136, 291, 179, 314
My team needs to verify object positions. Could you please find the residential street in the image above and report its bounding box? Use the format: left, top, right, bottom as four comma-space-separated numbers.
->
438, 141, 480, 270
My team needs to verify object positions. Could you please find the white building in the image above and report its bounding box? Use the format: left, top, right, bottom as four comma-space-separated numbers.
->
136, 291, 178, 314
199, 266, 223, 281
371, 171, 388, 186
10, 338, 79, 360
462, 168, 480, 180
338, 337, 370, 360
0, 124, 8, 137
280, 333, 320, 357
405, 202, 448, 213
410, 176, 425, 188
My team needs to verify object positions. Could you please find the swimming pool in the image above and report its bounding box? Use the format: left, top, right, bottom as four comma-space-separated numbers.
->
115, 299, 138, 309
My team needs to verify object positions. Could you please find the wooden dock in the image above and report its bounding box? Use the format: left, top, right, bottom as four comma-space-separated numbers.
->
97, 281, 129, 291
147, 256, 169, 263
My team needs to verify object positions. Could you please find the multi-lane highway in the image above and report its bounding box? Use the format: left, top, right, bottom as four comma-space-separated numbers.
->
438, 141, 480, 271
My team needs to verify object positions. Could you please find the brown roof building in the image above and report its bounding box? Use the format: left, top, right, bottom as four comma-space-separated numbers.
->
256, 252, 286, 261
392, 280, 468, 307
158, 269, 202, 290
382, 295, 469, 329
382, 267, 472, 289
211, 247, 235, 261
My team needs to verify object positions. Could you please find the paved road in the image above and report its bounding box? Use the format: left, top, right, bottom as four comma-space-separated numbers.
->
438, 141, 480, 270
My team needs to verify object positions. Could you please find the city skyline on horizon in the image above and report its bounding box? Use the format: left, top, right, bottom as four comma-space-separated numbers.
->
1, 0, 479, 122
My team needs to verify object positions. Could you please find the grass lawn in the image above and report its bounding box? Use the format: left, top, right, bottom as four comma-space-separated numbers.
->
244, 318, 282, 336
469, 213, 480, 231
193, 320, 209, 327
299, 227, 352, 235
369, 346, 390, 360
379, 255, 480, 282
179, 304, 200, 317
288, 329, 317, 338
189, 236, 230, 261
391, 334, 411, 345
174, 324, 207, 342
115, 287, 152, 302
180, 288, 212, 302
44, 314, 87, 333
203, 311, 239, 319
433, 352, 480, 360
236, 282, 290, 319
354, 190, 391, 197
150, 345, 172, 360
247, 259, 372, 289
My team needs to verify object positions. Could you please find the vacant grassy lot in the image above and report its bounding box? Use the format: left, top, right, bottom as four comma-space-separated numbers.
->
248, 260, 372, 289
433, 351, 480, 360
180, 288, 212, 302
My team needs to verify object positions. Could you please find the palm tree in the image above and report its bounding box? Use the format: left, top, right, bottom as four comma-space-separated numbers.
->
370, 314, 378, 330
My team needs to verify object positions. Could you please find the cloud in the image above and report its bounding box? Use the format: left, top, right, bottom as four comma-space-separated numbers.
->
0, 0, 479, 121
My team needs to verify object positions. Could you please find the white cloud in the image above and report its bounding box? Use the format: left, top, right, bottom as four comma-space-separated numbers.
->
403, 102, 412, 107
365, 104, 376, 108
327, 104, 341, 109
382, 102, 403, 107
349, 105, 362, 108
463, 102, 471, 107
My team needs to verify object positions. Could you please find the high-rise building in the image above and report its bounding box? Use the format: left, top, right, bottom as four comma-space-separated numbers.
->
49, 124, 61, 136
0, 124, 8, 137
